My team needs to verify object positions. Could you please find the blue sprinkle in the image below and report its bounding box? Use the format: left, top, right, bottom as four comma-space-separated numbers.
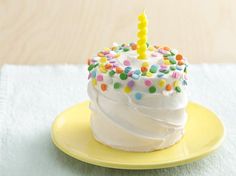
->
182, 80, 188, 86
134, 70, 141, 75
176, 66, 183, 71
132, 74, 140, 80
91, 70, 97, 78
157, 73, 164, 78
135, 92, 142, 100
124, 67, 132, 74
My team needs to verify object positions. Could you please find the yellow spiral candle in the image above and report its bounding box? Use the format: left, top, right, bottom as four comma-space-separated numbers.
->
137, 11, 148, 60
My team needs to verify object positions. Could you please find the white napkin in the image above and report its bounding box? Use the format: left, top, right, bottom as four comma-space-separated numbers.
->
0, 64, 235, 176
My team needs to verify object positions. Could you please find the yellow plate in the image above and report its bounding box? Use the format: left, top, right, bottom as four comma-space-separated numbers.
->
51, 101, 224, 170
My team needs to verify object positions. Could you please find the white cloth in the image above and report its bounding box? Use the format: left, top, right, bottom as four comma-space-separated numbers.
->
0, 64, 235, 176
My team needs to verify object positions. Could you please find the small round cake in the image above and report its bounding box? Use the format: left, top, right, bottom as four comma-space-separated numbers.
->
87, 43, 188, 152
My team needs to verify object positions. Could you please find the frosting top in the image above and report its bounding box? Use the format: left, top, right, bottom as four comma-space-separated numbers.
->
87, 42, 188, 100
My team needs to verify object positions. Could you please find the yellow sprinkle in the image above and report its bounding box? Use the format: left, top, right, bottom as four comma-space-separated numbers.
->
146, 71, 153, 77
142, 61, 149, 67
92, 79, 97, 86
174, 80, 179, 87
124, 86, 131, 93
99, 65, 107, 73
114, 53, 120, 58
163, 60, 170, 65
158, 79, 166, 88
148, 46, 155, 51
100, 57, 107, 63
104, 47, 110, 52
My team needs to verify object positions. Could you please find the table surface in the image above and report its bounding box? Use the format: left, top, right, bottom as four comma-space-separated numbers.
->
0, 0, 236, 65
0, 64, 235, 176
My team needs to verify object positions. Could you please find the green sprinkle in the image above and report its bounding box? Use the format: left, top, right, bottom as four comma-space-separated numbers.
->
170, 66, 176, 71
163, 54, 172, 57
150, 65, 157, 73
184, 66, 187, 73
94, 63, 99, 67
175, 86, 181, 93
88, 64, 94, 71
163, 70, 170, 74
109, 70, 115, 77
149, 86, 156, 93
146, 42, 149, 47
141, 72, 146, 76
169, 59, 176, 64
170, 51, 175, 56
123, 48, 130, 52
120, 73, 128, 80
114, 82, 121, 89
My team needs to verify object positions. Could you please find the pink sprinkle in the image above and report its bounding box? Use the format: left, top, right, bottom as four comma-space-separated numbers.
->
97, 74, 103, 81
106, 53, 114, 58
123, 59, 131, 66
144, 79, 153, 87
172, 72, 180, 79
128, 70, 134, 76
102, 51, 110, 55
160, 64, 167, 69
184, 74, 188, 80
151, 53, 158, 57
88, 73, 91, 79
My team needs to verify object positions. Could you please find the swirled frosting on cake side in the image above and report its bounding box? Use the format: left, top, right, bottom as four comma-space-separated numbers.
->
87, 43, 189, 152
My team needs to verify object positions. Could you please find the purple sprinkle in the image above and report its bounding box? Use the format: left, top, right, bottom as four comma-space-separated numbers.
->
127, 80, 135, 87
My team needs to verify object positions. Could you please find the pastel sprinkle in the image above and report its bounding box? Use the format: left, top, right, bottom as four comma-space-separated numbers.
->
96, 74, 103, 81
132, 74, 140, 80
142, 62, 149, 67
92, 79, 97, 86
123, 59, 131, 66
157, 73, 164, 78
109, 70, 115, 77
127, 80, 135, 87
172, 71, 181, 79
88, 72, 91, 79
166, 84, 172, 91
131, 43, 137, 50
114, 82, 121, 89
144, 79, 153, 87
134, 70, 141, 75
174, 80, 179, 87
91, 70, 96, 78
141, 66, 148, 72
124, 67, 132, 74
135, 92, 142, 100
116, 67, 123, 74
163, 60, 170, 65
146, 71, 153, 77
151, 53, 158, 57
88, 64, 94, 71
127, 70, 134, 76
169, 58, 176, 64
170, 66, 176, 71
150, 65, 157, 73
176, 54, 183, 60
101, 83, 107, 91
120, 73, 128, 80
149, 86, 156, 93
123, 47, 130, 52
124, 86, 131, 93
158, 79, 166, 88
175, 86, 181, 93
100, 57, 107, 63
183, 80, 188, 86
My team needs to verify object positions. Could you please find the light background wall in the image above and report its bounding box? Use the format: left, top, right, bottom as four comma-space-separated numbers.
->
0, 0, 235, 65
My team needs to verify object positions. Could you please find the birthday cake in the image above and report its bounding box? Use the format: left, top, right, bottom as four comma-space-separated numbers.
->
87, 12, 188, 152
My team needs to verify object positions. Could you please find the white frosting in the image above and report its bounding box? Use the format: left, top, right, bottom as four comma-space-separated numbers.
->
88, 44, 188, 152
88, 81, 188, 152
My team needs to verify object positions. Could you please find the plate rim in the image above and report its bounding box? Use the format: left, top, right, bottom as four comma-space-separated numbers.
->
51, 101, 225, 170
